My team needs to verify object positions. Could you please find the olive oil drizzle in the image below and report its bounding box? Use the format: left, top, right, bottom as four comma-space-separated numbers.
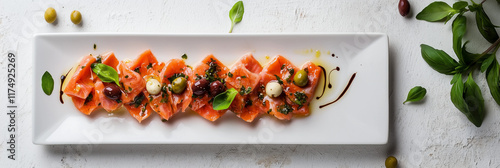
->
59, 67, 73, 104
319, 73, 356, 108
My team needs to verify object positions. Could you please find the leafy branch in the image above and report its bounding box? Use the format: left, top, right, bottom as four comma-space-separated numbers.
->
415, 0, 500, 127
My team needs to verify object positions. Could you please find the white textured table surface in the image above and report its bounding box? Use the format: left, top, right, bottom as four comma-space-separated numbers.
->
2, 0, 500, 167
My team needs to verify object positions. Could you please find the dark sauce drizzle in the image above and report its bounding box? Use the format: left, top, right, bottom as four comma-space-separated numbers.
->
59, 68, 73, 104
328, 67, 340, 88
315, 66, 327, 100
319, 73, 356, 109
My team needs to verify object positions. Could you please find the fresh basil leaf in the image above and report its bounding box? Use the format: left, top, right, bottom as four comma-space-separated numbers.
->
91, 63, 121, 87
229, 1, 244, 33
41, 71, 54, 95
403, 86, 427, 104
463, 73, 485, 127
453, 1, 469, 11
475, 5, 499, 43
481, 54, 495, 73
451, 74, 468, 113
452, 15, 467, 63
212, 88, 238, 110
450, 73, 460, 85
416, 1, 457, 22
420, 44, 460, 75
486, 59, 500, 106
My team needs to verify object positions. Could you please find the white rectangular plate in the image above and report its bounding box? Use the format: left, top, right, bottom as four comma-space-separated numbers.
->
33, 33, 388, 145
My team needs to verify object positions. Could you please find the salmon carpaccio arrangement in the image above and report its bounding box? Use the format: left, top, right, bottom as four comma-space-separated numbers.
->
63, 50, 322, 123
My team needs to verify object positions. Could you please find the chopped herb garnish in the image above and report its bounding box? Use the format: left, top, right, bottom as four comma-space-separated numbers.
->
84, 93, 93, 105
130, 93, 145, 108
195, 74, 202, 80
245, 99, 252, 107
267, 109, 272, 114
205, 58, 222, 82
258, 93, 264, 100
160, 98, 168, 103
146, 63, 153, 69
241, 76, 247, 78
96, 55, 102, 63
125, 75, 129, 78
274, 75, 283, 84
161, 84, 168, 94
128, 86, 132, 92
81, 66, 85, 69
168, 73, 186, 83
149, 94, 153, 102
181, 54, 188, 59
115, 99, 122, 103
228, 72, 233, 77
239, 86, 252, 95
134, 67, 141, 74
293, 92, 308, 108
281, 65, 285, 70
277, 103, 293, 115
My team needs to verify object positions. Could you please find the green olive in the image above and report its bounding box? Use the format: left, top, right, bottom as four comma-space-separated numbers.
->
70, 10, 82, 24
385, 156, 397, 168
44, 7, 57, 23
293, 69, 308, 87
172, 77, 187, 94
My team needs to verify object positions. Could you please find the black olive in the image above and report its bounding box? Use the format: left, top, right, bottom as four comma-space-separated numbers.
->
209, 80, 225, 96
193, 78, 209, 96
398, 0, 410, 17
104, 83, 121, 100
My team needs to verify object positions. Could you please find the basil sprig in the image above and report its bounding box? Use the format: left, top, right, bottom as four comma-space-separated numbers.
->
41, 71, 54, 95
229, 1, 244, 33
451, 74, 485, 127
404, 86, 426, 104
416, 0, 500, 127
91, 63, 121, 87
212, 88, 238, 110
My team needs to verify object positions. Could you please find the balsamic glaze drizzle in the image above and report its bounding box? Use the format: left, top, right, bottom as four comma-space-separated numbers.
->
319, 73, 356, 108
59, 68, 73, 104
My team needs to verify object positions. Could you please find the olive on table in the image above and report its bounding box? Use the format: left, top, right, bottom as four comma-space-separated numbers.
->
385, 156, 397, 168
104, 84, 121, 100
293, 69, 308, 87
209, 80, 225, 96
398, 0, 410, 17
172, 77, 187, 94
44, 7, 57, 23
70, 10, 82, 24
192, 78, 209, 96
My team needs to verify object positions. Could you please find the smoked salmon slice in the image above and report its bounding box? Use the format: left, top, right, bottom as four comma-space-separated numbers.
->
63, 55, 96, 99
94, 52, 122, 112
155, 59, 194, 120
284, 61, 322, 116
190, 55, 230, 121
226, 53, 263, 122
71, 88, 100, 115
120, 50, 159, 123
258, 55, 300, 120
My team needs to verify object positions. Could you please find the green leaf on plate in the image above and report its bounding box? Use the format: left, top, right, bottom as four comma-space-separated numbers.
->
404, 86, 427, 104
212, 88, 238, 110
229, 1, 244, 33
420, 44, 460, 75
416, 1, 457, 23
91, 63, 121, 87
41, 71, 54, 95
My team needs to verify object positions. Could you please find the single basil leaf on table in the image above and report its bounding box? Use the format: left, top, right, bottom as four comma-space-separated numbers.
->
452, 1, 468, 11
41, 71, 54, 95
463, 73, 485, 127
452, 14, 467, 63
486, 59, 500, 106
229, 1, 244, 33
474, 4, 499, 43
91, 63, 121, 87
420, 44, 460, 75
212, 88, 238, 110
416, 1, 457, 22
403, 86, 427, 104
